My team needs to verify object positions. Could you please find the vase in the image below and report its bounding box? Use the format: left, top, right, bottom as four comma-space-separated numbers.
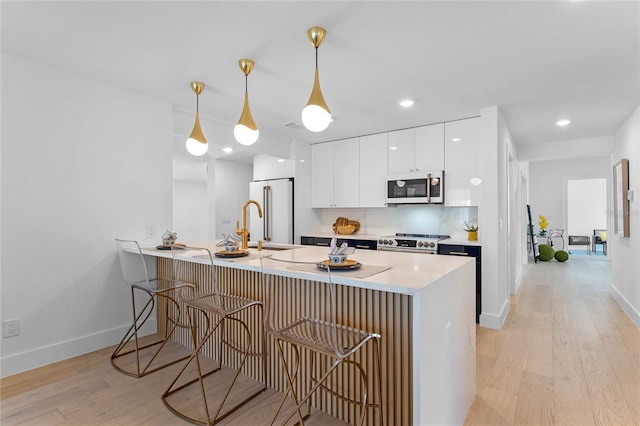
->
467, 231, 478, 241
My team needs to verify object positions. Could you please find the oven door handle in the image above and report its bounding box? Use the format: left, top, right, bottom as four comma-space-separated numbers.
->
426, 173, 432, 203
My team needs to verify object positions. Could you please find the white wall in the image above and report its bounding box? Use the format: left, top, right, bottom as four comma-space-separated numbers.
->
174, 180, 208, 242
567, 178, 607, 237
518, 136, 613, 162
476, 107, 510, 329
610, 104, 640, 327
1, 54, 174, 377
213, 159, 252, 239
529, 156, 611, 237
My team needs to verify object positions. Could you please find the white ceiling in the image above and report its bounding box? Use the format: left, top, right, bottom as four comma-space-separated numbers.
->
2, 1, 639, 166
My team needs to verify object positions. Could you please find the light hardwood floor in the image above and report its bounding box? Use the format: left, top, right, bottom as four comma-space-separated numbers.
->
1, 257, 638, 425
465, 257, 640, 426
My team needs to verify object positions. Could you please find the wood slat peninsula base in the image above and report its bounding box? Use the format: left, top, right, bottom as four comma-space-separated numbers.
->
158, 258, 411, 425
146, 244, 475, 425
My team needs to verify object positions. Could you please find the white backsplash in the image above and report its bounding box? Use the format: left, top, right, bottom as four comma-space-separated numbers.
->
320, 205, 478, 240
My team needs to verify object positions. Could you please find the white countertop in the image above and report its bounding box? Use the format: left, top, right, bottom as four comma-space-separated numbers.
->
303, 233, 482, 246
141, 240, 473, 296
440, 237, 482, 246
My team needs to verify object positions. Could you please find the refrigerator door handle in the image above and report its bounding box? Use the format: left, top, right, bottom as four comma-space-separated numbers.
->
263, 185, 271, 241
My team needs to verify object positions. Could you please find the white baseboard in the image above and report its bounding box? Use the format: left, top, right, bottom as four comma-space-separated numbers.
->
611, 284, 640, 329
512, 268, 523, 295
0, 319, 157, 379
479, 298, 510, 329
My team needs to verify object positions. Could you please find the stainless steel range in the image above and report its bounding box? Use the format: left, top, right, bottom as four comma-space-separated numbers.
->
377, 233, 450, 254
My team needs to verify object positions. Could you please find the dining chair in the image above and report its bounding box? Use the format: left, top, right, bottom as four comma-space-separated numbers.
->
259, 255, 384, 426
162, 245, 266, 425
112, 238, 192, 377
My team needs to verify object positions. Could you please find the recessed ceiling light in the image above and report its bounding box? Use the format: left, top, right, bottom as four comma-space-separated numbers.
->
556, 119, 571, 126
277, 159, 285, 163
223, 147, 233, 153
399, 99, 414, 108
389, 146, 398, 150
299, 159, 305, 163
452, 138, 461, 142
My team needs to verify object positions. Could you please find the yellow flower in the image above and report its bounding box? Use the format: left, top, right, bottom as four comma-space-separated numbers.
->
538, 215, 548, 230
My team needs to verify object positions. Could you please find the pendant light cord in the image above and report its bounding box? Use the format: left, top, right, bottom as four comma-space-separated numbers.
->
315, 47, 319, 70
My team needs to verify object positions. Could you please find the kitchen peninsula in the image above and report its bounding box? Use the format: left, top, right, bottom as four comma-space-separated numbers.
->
141, 243, 476, 426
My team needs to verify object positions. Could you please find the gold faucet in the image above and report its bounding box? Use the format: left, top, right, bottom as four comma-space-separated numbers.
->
237, 199, 263, 249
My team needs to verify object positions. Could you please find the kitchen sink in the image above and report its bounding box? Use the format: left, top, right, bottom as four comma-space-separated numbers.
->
247, 242, 298, 251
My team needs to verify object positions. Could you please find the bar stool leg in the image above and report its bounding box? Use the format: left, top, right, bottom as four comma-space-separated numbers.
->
271, 340, 308, 425
163, 304, 266, 425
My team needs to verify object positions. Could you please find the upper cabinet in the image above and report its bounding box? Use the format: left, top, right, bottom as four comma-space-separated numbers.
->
359, 133, 388, 207
388, 123, 444, 175
387, 128, 415, 174
415, 123, 445, 171
444, 117, 481, 206
309, 119, 478, 209
311, 138, 360, 208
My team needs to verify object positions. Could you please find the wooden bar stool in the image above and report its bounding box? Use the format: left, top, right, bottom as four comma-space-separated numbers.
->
260, 255, 384, 425
112, 239, 192, 378
162, 245, 266, 425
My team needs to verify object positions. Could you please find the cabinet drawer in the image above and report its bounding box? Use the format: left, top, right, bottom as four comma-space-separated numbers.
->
438, 244, 480, 259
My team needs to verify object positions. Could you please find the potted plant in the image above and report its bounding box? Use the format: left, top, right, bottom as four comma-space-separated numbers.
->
464, 221, 478, 241
538, 215, 548, 236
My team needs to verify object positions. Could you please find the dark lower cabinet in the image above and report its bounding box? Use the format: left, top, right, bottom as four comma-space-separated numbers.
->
300, 236, 377, 250
438, 243, 482, 323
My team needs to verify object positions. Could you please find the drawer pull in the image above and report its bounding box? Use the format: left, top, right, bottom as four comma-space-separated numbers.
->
316, 242, 330, 246
355, 245, 370, 249
449, 251, 469, 256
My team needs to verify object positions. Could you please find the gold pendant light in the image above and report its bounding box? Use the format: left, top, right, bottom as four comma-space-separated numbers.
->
185, 81, 208, 156
234, 59, 259, 145
302, 26, 332, 132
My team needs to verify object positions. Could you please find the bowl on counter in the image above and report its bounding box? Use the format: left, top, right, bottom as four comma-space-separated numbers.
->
328, 254, 348, 264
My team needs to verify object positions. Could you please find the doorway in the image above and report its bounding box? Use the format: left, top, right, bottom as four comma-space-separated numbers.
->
565, 176, 608, 257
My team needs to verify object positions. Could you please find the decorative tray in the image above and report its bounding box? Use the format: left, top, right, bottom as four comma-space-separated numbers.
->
214, 249, 249, 258
156, 243, 186, 250
316, 259, 362, 271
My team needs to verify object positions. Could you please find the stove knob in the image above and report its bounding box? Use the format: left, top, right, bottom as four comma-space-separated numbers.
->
418, 241, 423, 247
429, 242, 436, 248
383, 239, 388, 245
378, 239, 383, 244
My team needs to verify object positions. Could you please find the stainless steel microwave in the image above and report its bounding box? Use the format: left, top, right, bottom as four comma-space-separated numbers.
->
386, 172, 444, 204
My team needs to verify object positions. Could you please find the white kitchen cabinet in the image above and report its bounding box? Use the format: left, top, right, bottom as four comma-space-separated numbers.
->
311, 142, 334, 207
311, 138, 359, 208
387, 128, 415, 174
359, 133, 388, 207
444, 117, 481, 206
388, 123, 444, 174
414, 123, 445, 171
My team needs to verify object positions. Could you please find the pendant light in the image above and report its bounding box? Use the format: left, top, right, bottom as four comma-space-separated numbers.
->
234, 59, 259, 145
185, 81, 208, 156
302, 26, 332, 132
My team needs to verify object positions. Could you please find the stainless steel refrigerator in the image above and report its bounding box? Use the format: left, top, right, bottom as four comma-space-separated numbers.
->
249, 178, 294, 244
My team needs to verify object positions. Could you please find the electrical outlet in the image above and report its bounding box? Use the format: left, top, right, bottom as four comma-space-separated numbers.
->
4, 319, 20, 338
146, 225, 156, 239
